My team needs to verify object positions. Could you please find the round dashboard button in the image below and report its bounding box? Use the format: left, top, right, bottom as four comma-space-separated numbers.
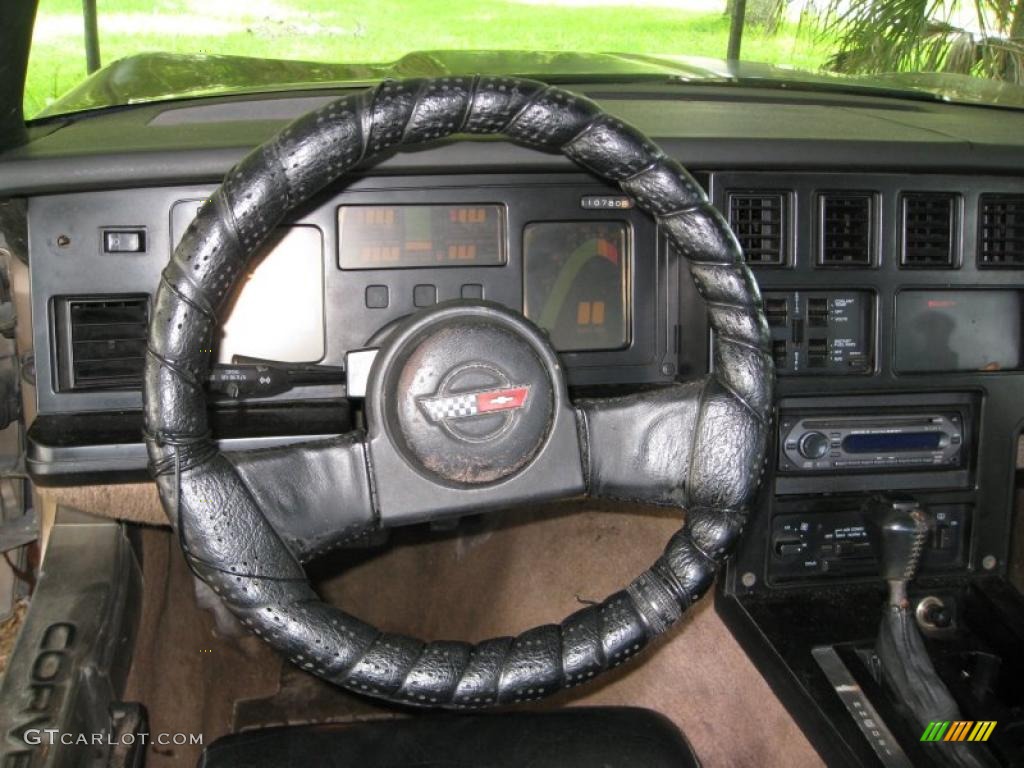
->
798, 431, 830, 460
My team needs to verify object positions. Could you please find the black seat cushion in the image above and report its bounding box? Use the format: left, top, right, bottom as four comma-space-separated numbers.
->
198, 707, 700, 768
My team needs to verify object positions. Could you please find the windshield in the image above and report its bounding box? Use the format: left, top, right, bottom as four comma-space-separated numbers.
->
24, 0, 1024, 118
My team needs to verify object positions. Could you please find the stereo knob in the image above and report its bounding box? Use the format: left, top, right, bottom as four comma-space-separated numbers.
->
798, 431, 830, 460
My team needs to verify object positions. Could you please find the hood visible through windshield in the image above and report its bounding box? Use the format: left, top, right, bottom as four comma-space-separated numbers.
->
24, 1, 1024, 117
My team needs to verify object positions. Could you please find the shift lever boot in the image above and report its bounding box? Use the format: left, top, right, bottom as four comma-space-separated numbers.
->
864, 497, 995, 768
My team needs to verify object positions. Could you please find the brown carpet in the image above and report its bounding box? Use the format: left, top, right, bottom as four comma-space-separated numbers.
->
0, 599, 28, 678
123, 528, 282, 767
125, 502, 823, 768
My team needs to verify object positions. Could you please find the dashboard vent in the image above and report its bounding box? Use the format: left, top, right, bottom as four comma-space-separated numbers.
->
818, 193, 874, 267
901, 193, 957, 268
56, 296, 149, 391
979, 194, 1024, 267
727, 192, 788, 266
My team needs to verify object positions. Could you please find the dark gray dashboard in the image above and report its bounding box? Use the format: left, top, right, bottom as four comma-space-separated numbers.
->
28, 174, 680, 417
3, 82, 1024, 583
4, 84, 1024, 198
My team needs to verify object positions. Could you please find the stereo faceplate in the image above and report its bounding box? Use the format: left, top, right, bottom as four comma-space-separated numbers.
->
779, 412, 964, 474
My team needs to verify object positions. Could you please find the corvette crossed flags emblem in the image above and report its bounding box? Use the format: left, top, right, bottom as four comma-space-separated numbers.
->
419, 386, 530, 423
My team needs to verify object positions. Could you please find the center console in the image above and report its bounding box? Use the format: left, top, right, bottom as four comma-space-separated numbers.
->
712, 171, 1024, 767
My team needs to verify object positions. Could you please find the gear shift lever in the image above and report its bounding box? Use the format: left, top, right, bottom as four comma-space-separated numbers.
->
863, 497, 995, 768
866, 497, 930, 607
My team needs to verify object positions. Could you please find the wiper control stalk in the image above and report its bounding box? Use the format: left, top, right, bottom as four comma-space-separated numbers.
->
207, 356, 345, 399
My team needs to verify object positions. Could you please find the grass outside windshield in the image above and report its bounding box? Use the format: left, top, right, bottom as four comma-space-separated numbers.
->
24, 0, 830, 118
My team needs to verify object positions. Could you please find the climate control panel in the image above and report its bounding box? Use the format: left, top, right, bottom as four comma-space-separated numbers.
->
768, 504, 968, 584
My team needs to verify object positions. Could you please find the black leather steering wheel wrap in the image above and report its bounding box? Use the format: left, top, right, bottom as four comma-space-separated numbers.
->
143, 77, 773, 708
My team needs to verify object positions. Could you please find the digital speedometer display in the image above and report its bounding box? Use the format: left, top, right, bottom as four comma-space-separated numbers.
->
523, 221, 630, 352
338, 204, 505, 269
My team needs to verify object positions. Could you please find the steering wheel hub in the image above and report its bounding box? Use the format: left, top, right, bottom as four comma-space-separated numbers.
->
378, 303, 556, 486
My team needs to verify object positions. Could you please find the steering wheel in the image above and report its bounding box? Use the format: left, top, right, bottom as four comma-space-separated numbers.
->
143, 77, 772, 709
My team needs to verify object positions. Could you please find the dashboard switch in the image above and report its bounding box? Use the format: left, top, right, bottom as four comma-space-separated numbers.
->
413, 284, 437, 307
775, 538, 804, 557
934, 524, 955, 550
365, 285, 389, 309
102, 229, 146, 253
762, 290, 872, 376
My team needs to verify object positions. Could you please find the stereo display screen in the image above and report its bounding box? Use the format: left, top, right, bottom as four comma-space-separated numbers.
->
842, 432, 944, 453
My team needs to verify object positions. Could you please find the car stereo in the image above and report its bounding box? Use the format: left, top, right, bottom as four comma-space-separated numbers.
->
778, 412, 965, 473
773, 393, 976, 495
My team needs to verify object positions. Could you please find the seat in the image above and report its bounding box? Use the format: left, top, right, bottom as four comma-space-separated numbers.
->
198, 707, 701, 767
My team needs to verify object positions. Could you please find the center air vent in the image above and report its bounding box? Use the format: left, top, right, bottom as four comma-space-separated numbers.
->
818, 192, 874, 267
979, 194, 1024, 267
727, 191, 789, 266
901, 192, 957, 268
55, 296, 149, 391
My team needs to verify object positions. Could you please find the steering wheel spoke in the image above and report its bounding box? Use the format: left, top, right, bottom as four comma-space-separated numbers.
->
575, 380, 705, 508
226, 433, 377, 562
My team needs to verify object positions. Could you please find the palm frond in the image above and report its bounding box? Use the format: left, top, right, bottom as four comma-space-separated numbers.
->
808, 0, 1024, 84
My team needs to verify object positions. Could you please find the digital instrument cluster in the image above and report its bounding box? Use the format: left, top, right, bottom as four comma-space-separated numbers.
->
325, 181, 673, 389
338, 203, 633, 354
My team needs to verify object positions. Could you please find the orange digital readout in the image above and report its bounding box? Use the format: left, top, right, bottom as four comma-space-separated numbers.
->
339, 204, 505, 269
449, 208, 489, 224
576, 301, 607, 326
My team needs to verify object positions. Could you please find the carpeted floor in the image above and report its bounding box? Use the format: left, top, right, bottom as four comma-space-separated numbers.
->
124, 501, 823, 768
123, 526, 282, 766
0, 599, 28, 678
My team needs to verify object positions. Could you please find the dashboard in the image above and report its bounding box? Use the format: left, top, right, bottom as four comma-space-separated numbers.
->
1, 84, 1022, 584
29, 174, 681, 419
3, 80, 1024, 768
